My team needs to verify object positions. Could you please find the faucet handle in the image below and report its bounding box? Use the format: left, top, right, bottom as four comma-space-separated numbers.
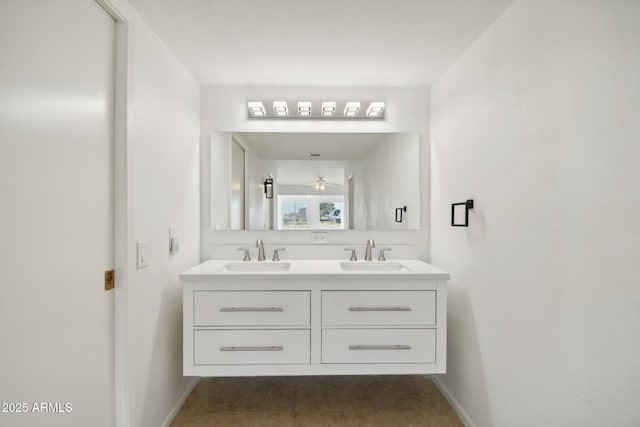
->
272, 248, 286, 261
377, 248, 392, 261
237, 248, 251, 261
345, 248, 358, 261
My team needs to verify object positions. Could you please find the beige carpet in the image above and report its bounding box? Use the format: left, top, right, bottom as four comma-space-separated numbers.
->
170, 375, 464, 426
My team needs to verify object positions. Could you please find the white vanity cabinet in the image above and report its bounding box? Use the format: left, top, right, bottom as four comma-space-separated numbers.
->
181, 260, 449, 377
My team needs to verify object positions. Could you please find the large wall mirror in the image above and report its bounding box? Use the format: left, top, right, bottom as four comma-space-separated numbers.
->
210, 132, 420, 231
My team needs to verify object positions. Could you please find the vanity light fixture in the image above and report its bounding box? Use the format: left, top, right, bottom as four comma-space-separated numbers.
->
298, 101, 312, 116
247, 100, 384, 119
248, 101, 266, 117
366, 102, 385, 117
263, 178, 273, 199
344, 102, 360, 117
273, 101, 288, 117
321, 102, 336, 117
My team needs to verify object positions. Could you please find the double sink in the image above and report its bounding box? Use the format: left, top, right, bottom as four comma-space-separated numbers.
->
221, 261, 408, 273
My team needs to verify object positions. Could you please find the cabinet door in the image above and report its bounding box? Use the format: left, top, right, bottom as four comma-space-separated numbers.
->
322, 291, 435, 326
322, 329, 436, 364
194, 329, 310, 365
194, 291, 310, 326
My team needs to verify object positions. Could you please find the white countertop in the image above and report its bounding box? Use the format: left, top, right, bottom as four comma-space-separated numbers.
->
179, 259, 450, 281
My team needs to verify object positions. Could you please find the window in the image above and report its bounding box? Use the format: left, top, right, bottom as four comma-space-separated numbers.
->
319, 201, 344, 229
277, 196, 345, 230
280, 200, 308, 229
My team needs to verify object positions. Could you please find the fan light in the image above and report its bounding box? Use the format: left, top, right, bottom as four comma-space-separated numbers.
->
315, 177, 326, 191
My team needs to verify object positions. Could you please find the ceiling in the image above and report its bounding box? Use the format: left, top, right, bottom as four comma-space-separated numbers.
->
127, 0, 513, 87
238, 132, 385, 160
277, 167, 345, 187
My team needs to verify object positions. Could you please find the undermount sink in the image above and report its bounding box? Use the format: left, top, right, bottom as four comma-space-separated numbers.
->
222, 262, 291, 272
339, 262, 408, 272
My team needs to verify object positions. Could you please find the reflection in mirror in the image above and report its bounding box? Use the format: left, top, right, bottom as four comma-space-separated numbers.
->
209, 132, 420, 231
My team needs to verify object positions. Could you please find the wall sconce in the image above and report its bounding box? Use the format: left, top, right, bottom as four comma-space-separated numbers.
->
264, 178, 273, 199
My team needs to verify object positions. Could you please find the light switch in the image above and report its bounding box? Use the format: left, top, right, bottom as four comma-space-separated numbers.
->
137, 241, 148, 269
169, 227, 179, 254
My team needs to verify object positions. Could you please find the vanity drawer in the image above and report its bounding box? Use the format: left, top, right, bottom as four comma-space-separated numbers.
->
194, 329, 310, 365
322, 329, 435, 364
322, 291, 435, 326
194, 291, 310, 326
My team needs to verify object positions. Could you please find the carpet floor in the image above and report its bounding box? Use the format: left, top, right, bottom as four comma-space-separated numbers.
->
170, 375, 464, 426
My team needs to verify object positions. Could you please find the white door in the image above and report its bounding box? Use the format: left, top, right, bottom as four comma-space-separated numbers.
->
0, 1, 116, 426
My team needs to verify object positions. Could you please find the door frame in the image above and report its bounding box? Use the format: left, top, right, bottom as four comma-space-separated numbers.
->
94, 1, 134, 425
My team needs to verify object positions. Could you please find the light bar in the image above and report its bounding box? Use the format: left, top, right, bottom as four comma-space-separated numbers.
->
366, 102, 385, 117
344, 101, 360, 117
273, 101, 288, 117
247, 100, 384, 119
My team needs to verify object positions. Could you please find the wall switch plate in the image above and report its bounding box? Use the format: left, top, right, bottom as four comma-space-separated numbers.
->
137, 241, 148, 269
311, 232, 329, 244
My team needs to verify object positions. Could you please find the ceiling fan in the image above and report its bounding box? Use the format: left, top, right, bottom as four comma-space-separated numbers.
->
313, 176, 341, 191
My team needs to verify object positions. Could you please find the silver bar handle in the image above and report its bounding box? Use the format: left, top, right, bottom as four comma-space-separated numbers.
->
272, 248, 286, 261
345, 248, 358, 261
348, 306, 412, 312
220, 346, 283, 352
378, 248, 392, 261
349, 345, 412, 351
237, 248, 250, 261
220, 307, 284, 312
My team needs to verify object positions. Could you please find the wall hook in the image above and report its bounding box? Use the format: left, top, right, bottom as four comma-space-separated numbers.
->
451, 199, 474, 227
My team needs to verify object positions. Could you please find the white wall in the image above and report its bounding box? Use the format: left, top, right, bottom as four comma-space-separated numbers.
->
0, 1, 115, 426
209, 132, 231, 230
126, 13, 200, 427
430, 1, 640, 426
200, 86, 430, 261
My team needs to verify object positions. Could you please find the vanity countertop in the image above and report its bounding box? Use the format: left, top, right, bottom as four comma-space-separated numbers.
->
179, 259, 450, 281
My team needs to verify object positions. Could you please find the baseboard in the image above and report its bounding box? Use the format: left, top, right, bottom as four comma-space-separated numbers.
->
161, 377, 200, 427
429, 375, 476, 427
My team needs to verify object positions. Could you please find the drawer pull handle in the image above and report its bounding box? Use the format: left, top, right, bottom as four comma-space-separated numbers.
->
348, 306, 411, 312
220, 346, 284, 352
220, 307, 284, 312
348, 345, 412, 351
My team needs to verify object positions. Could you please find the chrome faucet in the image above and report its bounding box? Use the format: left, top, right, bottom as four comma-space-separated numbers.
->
256, 239, 265, 261
364, 239, 375, 261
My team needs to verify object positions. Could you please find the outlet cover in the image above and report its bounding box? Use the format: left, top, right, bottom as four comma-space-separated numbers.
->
311, 232, 329, 244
